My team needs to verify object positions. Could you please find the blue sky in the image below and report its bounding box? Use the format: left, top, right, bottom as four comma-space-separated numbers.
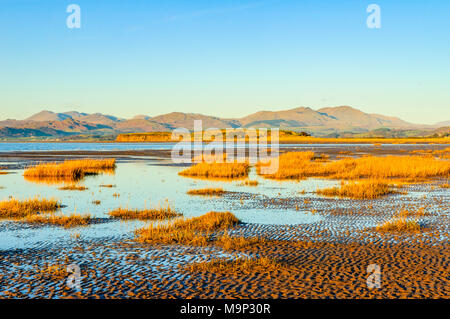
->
0, 0, 449, 124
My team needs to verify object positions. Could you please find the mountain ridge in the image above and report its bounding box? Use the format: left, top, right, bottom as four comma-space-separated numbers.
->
0, 106, 447, 139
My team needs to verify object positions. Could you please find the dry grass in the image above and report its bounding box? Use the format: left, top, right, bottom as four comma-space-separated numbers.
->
258, 152, 450, 181
186, 257, 280, 273
215, 232, 266, 250
316, 180, 394, 199
0, 197, 60, 218
440, 183, 450, 188
36, 264, 68, 279
187, 188, 226, 196
99, 184, 115, 188
23, 213, 92, 228
375, 218, 422, 233
240, 180, 259, 186
108, 204, 181, 220
58, 185, 88, 191
24, 159, 116, 182
179, 162, 249, 179
135, 211, 239, 245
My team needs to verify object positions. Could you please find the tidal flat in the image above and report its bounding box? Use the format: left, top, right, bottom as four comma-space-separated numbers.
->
0, 143, 448, 299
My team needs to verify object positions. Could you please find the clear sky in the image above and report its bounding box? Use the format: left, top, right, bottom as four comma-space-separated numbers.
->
1, 0, 449, 124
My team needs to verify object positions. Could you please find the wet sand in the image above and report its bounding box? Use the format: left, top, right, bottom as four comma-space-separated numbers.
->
0, 144, 448, 299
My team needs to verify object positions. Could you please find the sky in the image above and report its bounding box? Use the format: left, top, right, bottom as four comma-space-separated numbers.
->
0, 0, 449, 124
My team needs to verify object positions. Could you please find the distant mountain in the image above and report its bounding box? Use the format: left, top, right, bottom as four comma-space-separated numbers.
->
0, 106, 445, 140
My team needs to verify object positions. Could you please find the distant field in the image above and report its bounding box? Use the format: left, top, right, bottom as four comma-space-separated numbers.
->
116, 131, 450, 144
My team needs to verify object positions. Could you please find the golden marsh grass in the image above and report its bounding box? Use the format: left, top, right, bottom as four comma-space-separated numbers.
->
316, 180, 394, 199
24, 159, 116, 182
375, 218, 422, 233
186, 257, 280, 273
258, 152, 450, 181
135, 211, 239, 245
108, 204, 181, 220
179, 162, 249, 179
0, 197, 60, 218
187, 188, 226, 196
23, 213, 92, 228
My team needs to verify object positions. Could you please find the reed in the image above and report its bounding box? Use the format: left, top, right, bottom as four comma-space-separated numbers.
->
0, 197, 60, 218
23, 213, 92, 228
375, 218, 422, 233
259, 152, 450, 181
58, 185, 88, 191
187, 188, 226, 196
316, 180, 394, 199
186, 257, 280, 273
135, 211, 239, 245
179, 162, 249, 179
108, 204, 181, 220
24, 159, 116, 182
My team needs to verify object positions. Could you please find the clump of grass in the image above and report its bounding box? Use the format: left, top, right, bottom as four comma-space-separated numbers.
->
240, 180, 259, 186
99, 184, 115, 188
36, 264, 68, 279
0, 197, 61, 218
179, 162, 249, 179
23, 213, 92, 228
24, 159, 116, 182
92, 200, 101, 205
215, 232, 266, 250
58, 185, 88, 191
186, 257, 280, 273
316, 180, 394, 199
135, 211, 239, 245
375, 218, 422, 233
259, 152, 450, 181
108, 204, 181, 220
440, 183, 450, 188
187, 188, 226, 196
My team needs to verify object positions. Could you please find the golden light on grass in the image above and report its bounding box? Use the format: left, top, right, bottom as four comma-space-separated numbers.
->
0, 197, 60, 218
58, 185, 88, 191
316, 180, 394, 199
241, 180, 259, 186
23, 213, 92, 228
375, 218, 422, 233
108, 204, 181, 220
215, 232, 266, 251
135, 211, 239, 245
187, 188, 226, 196
36, 264, 68, 279
186, 257, 280, 273
440, 183, 450, 188
24, 159, 116, 182
179, 162, 249, 179
258, 152, 450, 181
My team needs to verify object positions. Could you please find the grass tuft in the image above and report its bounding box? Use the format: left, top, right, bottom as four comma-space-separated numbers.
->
108, 204, 181, 220
23, 213, 92, 228
316, 179, 394, 199
179, 162, 249, 179
0, 197, 60, 218
187, 188, 226, 196
375, 218, 422, 233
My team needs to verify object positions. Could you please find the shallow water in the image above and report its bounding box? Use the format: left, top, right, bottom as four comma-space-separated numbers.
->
0, 142, 444, 153
0, 162, 334, 250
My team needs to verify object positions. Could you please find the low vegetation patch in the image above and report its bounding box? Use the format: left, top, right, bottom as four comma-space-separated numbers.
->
179, 162, 249, 179
0, 197, 60, 218
375, 218, 422, 233
58, 185, 88, 191
258, 151, 450, 181
187, 188, 226, 196
24, 159, 116, 182
240, 180, 259, 186
316, 180, 394, 199
135, 211, 239, 246
23, 213, 92, 228
108, 204, 181, 220
186, 257, 281, 273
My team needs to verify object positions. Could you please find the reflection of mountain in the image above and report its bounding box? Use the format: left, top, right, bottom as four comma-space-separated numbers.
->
0, 106, 448, 139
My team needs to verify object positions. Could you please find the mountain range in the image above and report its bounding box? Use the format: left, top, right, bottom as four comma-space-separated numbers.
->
0, 106, 448, 140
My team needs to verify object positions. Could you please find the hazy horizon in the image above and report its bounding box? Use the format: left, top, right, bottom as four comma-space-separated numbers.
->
1, 0, 449, 125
